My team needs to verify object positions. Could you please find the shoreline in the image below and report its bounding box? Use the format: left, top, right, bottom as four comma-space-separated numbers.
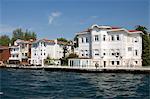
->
0, 65, 150, 74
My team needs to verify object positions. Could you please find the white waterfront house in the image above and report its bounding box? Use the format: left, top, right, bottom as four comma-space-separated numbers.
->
31, 39, 71, 66
9, 39, 31, 64
69, 24, 143, 68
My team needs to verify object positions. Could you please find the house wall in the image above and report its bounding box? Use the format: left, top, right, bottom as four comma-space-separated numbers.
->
31, 40, 70, 66
74, 26, 142, 67
0, 48, 10, 63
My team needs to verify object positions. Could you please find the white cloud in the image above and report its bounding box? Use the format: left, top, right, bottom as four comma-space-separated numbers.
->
51, 12, 61, 17
48, 16, 54, 24
48, 11, 62, 24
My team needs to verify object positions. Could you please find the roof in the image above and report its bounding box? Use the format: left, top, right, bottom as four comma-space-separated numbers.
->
77, 24, 143, 35
33, 39, 70, 45
9, 45, 19, 48
15, 39, 35, 44
111, 26, 121, 29
128, 30, 141, 32
0, 46, 9, 50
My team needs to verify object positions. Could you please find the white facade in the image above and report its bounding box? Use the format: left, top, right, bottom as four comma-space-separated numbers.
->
9, 39, 30, 64
69, 24, 143, 67
31, 39, 71, 66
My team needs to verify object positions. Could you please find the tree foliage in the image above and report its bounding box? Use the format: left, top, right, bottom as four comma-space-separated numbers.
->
11, 28, 37, 44
57, 37, 68, 42
0, 35, 10, 46
135, 25, 150, 66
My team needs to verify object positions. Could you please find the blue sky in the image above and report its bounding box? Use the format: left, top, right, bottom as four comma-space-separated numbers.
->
0, 0, 149, 40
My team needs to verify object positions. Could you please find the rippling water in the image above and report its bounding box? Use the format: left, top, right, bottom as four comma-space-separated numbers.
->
0, 68, 149, 99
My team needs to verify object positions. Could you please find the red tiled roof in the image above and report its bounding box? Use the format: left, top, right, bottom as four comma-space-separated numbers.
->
41, 39, 55, 43
111, 26, 120, 29
0, 46, 9, 50
128, 30, 141, 32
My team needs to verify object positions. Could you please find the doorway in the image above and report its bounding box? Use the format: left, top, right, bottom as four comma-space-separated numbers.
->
104, 61, 106, 67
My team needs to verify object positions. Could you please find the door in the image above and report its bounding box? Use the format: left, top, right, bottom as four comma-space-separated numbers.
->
104, 61, 106, 67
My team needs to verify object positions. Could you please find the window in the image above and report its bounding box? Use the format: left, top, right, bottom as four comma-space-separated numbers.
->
112, 61, 114, 65
41, 42, 43, 46
44, 42, 46, 46
116, 52, 120, 56
16, 55, 18, 57
34, 53, 36, 56
111, 49, 115, 56
103, 53, 106, 56
81, 38, 84, 43
81, 50, 84, 56
117, 61, 120, 65
22, 53, 24, 56
135, 61, 138, 64
135, 50, 138, 56
134, 37, 138, 42
116, 49, 120, 56
103, 35, 106, 41
128, 47, 132, 51
94, 49, 99, 56
86, 37, 89, 43
94, 35, 99, 41
25, 53, 27, 56
111, 35, 114, 41
44, 53, 46, 55
112, 53, 115, 56
85, 50, 88, 56
116, 35, 120, 41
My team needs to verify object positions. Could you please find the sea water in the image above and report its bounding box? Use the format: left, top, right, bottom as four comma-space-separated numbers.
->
0, 68, 149, 99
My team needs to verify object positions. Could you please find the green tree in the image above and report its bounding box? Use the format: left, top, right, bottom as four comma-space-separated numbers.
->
11, 28, 37, 44
135, 25, 150, 66
0, 35, 10, 46
57, 37, 68, 42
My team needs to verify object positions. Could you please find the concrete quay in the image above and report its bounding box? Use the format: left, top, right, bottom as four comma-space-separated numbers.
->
1, 65, 150, 73
44, 65, 150, 74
